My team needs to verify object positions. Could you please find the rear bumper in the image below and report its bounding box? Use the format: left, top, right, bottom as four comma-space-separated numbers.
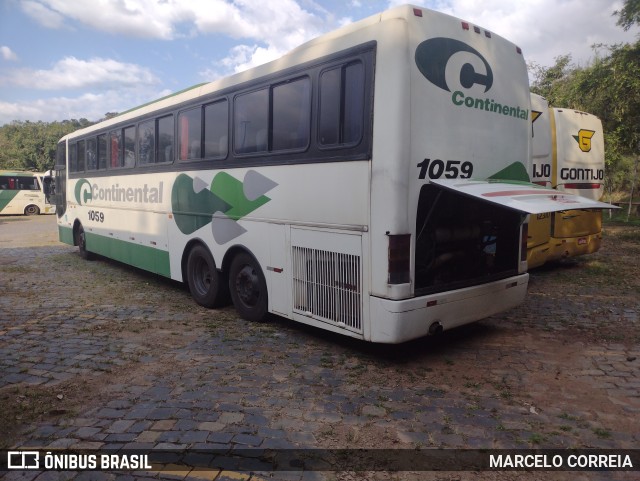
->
369, 274, 529, 343
549, 233, 602, 260
527, 242, 551, 269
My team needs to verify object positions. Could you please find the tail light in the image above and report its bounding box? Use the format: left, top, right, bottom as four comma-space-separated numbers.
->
564, 183, 601, 190
388, 234, 411, 284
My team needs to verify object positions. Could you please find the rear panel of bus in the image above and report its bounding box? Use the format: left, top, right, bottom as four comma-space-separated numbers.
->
549, 108, 604, 257
363, 7, 534, 342
374, 7, 532, 298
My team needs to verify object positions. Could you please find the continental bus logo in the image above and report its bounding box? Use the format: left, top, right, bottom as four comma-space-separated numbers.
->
171, 170, 277, 245
74, 179, 163, 205
573, 129, 596, 152
415, 37, 528, 121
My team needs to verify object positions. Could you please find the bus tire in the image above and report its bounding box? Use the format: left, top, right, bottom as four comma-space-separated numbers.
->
186, 244, 223, 308
24, 204, 40, 215
75, 224, 93, 260
229, 252, 268, 322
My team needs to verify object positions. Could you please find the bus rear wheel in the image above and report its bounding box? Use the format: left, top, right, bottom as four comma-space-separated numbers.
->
186, 244, 224, 308
229, 252, 268, 322
24, 204, 40, 215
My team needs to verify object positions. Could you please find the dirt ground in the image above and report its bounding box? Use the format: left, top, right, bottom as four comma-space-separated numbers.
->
0, 215, 638, 481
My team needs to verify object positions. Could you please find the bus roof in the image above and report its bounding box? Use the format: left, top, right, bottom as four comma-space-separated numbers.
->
60, 4, 519, 142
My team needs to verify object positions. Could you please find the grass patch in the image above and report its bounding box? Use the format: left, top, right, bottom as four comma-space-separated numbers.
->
528, 433, 545, 445
593, 427, 612, 439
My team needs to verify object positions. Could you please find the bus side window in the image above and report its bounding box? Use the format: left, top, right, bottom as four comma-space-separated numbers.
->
110, 130, 122, 168
124, 126, 135, 167
234, 88, 268, 154
179, 107, 202, 161
69, 142, 78, 172
97, 134, 107, 170
77, 140, 86, 172
343, 62, 364, 144
86, 138, 97, 170
272, 77, 311, 151
204, 100, 228, 159
138, 119, 156, 165
158, 115, 174, 163
319, 61, 365, 147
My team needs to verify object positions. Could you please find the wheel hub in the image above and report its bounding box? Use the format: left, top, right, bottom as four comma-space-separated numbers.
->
236, 266, 259, 306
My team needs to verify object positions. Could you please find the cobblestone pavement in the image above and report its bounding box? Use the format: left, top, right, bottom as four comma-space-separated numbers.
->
0, 216, 639, 481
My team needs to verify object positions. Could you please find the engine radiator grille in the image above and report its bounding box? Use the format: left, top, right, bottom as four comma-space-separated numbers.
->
292, 246, 362, 331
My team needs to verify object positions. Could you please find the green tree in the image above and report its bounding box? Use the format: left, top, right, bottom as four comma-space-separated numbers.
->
614, 0, 640, 31
528, 54, 574, 105
0, 119, 92, 171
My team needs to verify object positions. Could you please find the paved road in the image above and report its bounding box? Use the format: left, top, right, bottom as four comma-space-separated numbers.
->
0, 214, 58, 248
0, 215, 638, 481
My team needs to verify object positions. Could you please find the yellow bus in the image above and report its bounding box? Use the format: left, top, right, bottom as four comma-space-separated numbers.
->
528, 94, 605, 268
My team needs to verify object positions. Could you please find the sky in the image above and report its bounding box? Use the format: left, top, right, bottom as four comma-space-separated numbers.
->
0, 0, 637, 126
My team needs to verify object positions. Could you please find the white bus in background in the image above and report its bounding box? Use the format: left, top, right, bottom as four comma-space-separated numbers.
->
528, 94, 605, 268
0, 170, 56, 215
54, 5, 612, 343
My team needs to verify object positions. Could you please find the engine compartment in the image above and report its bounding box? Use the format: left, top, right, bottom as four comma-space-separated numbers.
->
415, 184, 524, 295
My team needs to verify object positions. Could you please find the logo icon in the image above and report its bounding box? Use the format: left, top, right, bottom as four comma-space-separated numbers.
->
531, 110, 543, 137
74, 179, 93, 205
531, 110, 543, 124
171, 170, 277, 245
7, 451, 40, 469
572, 129, 595, 152
415, 38, 493, 93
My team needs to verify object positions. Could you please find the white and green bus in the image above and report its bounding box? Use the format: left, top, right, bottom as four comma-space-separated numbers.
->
0, 170, 56, 215
54, 5, 612, 343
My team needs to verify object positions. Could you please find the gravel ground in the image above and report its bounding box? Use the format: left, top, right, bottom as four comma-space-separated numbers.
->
0, 215, 638, 481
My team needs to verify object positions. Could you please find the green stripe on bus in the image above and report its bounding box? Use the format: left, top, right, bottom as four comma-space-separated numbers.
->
85, 232, 171, 278
59, 225, 74, 245
0, 190, 20, 212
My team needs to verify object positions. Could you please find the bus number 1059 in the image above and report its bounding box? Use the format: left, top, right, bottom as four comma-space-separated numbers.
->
88, 210, 105, 223
417, 158, 474, 180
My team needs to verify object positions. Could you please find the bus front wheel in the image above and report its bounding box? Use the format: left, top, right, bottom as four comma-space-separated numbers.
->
75, 224, 93, 260
24, 204, 40, 215
229, 252, 268, 322
186, 244, 224, 308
